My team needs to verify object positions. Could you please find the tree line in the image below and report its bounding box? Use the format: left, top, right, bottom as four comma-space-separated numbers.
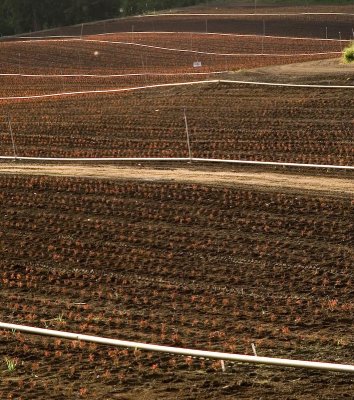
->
0, 0, 208, 35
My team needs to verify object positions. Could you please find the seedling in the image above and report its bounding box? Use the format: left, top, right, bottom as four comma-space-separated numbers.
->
53, 313, 65, 323
4, 357, 18, 372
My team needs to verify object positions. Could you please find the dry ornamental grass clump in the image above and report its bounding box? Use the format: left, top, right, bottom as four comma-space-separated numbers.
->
343, 42, 354, 63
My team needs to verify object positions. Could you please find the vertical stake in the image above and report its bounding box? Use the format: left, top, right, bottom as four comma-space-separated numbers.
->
7, 116, 17, 160
262, 20, 265, 55
61, 70, 65, 91
325, 26, 328, 40
205, 19, 208, 34
339, 32, 342, 51
141, 55, 147, 84
184, 108, 192, 163
80, 23, 84, 39
190, 32, 193, 66
220, 360, 226, 372
251, 343, 258, 357
18, 53, 21, 74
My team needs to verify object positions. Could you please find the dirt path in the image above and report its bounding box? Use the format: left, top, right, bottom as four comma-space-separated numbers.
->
0, 164, 353, 195
228, 58, 354, 84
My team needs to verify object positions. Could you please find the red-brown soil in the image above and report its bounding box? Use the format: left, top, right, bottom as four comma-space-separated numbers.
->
0, 3, 353, 399
0, 33, 346, 78
0, 173, 353, 399
1, 81, 353, 165
18, 4, 354, 40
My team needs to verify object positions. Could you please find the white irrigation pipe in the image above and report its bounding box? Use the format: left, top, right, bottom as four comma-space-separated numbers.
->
146, 12, 354, 17
191, 158, 354, 170
0, 156, 353, 170
0, 156, 189, 162
90, 31, 349, 42
219, 79, 354, 89
0, 80, 215, 101
0, 322, 353, 373
17, 32, 347, 42
2, 37, 343, 57
1, 79, 354, 102
0, 71, 227, 78
80, 38, 342, 57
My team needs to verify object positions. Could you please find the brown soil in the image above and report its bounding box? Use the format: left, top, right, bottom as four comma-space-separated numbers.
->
22, 5, 354, 40
0, 4, 353, 399
1, 81, 353, 165
0, 173, 353, 399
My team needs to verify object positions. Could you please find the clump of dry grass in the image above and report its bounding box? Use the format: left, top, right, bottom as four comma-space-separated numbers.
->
342, 42, 354, 63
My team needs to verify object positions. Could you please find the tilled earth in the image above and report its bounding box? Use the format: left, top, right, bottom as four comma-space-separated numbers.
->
0, 172, 353, 399
0, 3, 353, 399
21, 4, 354, 40
1, 81, 353, 165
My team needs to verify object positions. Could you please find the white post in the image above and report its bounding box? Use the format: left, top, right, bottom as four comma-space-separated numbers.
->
339, 32, 342, 51
325, 26, 328, 40
262, 20, 265, 55
141, 55, 147, 84
7, 116, 17, 159
184, 108, 192, 162
251, 343, 258, 357
80, 23, 84, 39
61, 70, 65, 91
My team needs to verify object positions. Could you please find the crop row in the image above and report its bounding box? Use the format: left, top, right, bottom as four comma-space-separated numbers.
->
0, 173, 352, 398
1, 83, 353, 165
25, 11, 354, 39
0, 36, 341, 75
88, 32, 345, 55
0, 73, 208, 97
0, 174, 352, 278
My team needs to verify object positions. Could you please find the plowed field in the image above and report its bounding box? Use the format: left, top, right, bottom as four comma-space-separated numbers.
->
1, 82, 353, 165
0, 33, 346, 77
20, 5, 354, 40
0, 173, 353, 399
0, 2, 353, 399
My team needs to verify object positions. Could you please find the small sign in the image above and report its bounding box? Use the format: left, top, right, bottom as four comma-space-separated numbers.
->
193, 61, 202, 68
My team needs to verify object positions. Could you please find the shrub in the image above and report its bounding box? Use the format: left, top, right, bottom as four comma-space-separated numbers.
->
342, 43, 354, 64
